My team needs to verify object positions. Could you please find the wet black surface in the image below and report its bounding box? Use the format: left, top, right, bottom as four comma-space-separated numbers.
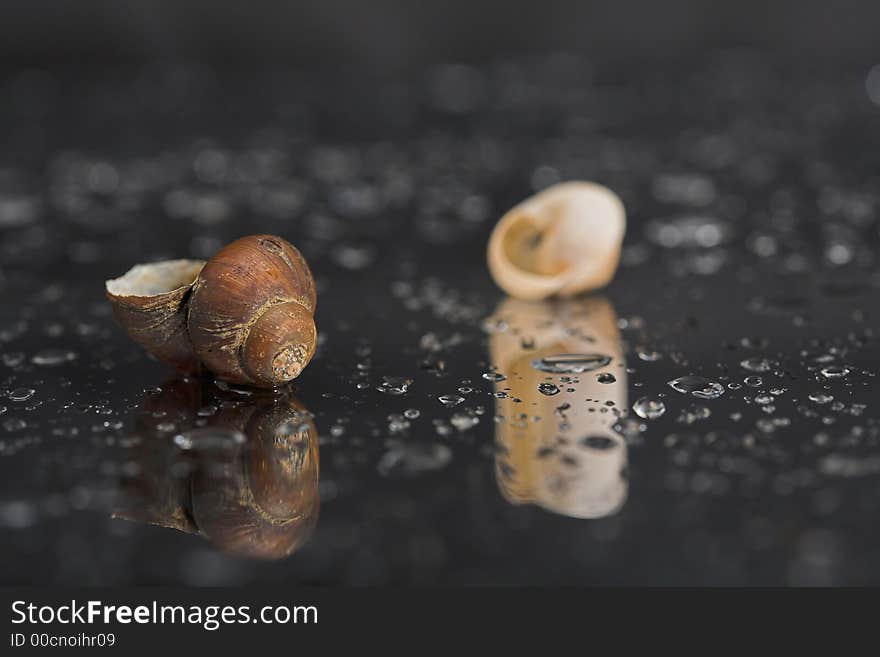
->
3, 53, 880, 585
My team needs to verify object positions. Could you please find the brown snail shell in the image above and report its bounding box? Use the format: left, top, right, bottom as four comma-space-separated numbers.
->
105, 259, 206, 373
187, 235, 317, 388
488, 295, 628, 519
487, 182, 626, 300
105, 235, 317, 388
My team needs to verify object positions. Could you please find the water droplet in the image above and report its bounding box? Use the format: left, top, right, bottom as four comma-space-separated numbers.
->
616, 418, 646, 438
809, 392, 834, 404
645, 215, 728, 248
597, 373, 616, 384
537, 382, 560, 396
820, 454, 880, 477
331, 243, 376, 270
744, 376, 763, 387
403, 408, 420, 419
276, 419, 312, 441
668, 376, 725, 399
387, 414, 411, 433
531, 353, 611, 374
213, 380, 254, 396
450, 413, 479, 431
821, 365, 849, 379
482, 317, 509, 334
7, 388, 35, 402
740, 357, 772, 373
377, 443, 452, 477
419, 357, 446, 375
580, 435, 618, 450
0, 500, 36, 529
3, 418, 26, 431
633, 396, 666, 419
482, 371, 506, 382
438, 394, 465, 407
637, 349, 663, 362
31, 349, 77, 366
1, 352, 25, 368
376, 376, 413, 395
196, 404, 219, 417
756, 418, 776, 433
677, 405, 711, 424
173, 428, 246, 450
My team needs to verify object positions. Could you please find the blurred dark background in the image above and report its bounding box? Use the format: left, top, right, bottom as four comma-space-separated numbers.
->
1, 0, 878, 68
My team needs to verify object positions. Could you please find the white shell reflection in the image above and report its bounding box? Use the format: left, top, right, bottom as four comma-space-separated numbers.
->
488, 296, 627, 519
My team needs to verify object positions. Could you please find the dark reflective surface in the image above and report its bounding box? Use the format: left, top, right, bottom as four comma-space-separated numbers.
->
3, 53, 880, 585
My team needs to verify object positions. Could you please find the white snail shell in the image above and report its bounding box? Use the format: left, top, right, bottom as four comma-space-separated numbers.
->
487, 181, 626, 300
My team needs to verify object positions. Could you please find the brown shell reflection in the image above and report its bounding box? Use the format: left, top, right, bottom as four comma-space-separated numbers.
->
114, 378, 319, 560
488, 296, 628, 519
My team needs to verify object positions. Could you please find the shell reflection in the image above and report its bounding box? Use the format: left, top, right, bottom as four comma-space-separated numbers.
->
113, 378, 319, 559
489, 296, 627, 519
